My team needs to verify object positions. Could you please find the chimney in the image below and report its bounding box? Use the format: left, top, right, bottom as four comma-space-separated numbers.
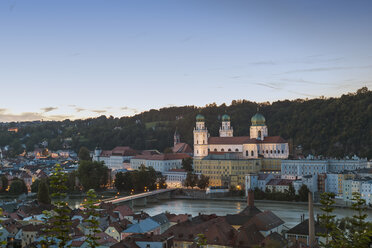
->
308, 191, 315, 248
247, 190, 254, 207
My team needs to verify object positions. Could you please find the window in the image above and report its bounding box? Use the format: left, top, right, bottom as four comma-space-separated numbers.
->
214, 148, 217, 152
266, 150, 268, 154
251, 151, 254, 156
203, 140, 205, 144
246, 151, 248, 156
270, 150, 273, 154
221, 149, 224, 152
228, 148, 231, 151
235, 149, 239, 152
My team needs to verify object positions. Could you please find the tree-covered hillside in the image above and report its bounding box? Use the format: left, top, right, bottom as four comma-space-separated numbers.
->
1, 87, 372, 158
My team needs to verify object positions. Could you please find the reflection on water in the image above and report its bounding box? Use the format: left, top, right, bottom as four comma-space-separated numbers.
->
66, 197, 372, 229
132, 199, 372, 228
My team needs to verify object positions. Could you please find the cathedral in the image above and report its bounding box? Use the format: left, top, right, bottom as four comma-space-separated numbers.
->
193, 112, 289, 159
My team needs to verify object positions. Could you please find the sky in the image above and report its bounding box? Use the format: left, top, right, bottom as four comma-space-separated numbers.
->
1, 0, 372, 122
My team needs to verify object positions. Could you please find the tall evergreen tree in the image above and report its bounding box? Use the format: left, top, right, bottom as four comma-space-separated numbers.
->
37, 179, 51, 204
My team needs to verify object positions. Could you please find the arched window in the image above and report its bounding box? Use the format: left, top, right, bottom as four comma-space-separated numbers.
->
203, 140, 205, 144
214, 149, 217, 152
251, 151, 254, 156
197, 150, 199, 154
246, 151, 248, 156
274, 150, 276, 154
235, 149, 239, 152
282, 150, 284, 154
266, 150, 268, 154
270, 150, 273, 154
258, 130, 261, 137
197, 140, 199, 144
221, 149, 224, 152
208, 148, 210, 152
228, 149, 231, 152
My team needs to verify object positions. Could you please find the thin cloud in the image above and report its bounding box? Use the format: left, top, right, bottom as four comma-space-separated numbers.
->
92, 110, 107, 114
75, 108, 86, 112
255, 82, 282, 90
41, 107, 58, 113
121, 106, 139, 112
282, 65, 372, 74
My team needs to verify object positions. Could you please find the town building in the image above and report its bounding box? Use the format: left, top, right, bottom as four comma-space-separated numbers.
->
172, 130, 193, 155
265, 178, 293, 193
163, 169, 188, 188
130, 153, 190, 173
93, 146, 139, 170
245, 173, 274, 193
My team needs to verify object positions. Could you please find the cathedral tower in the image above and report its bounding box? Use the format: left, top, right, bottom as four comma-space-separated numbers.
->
250, 112, 268, 140
193, 114, 209, 158
219, 114, 233, 137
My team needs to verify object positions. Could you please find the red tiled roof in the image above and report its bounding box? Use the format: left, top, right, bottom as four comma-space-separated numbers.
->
172, 143, 193, 153
132, 153, 191, 161
246, 211, 284, 231
208, 136, 287, 145
112, 146, 138, 156
114, 205, 134, 217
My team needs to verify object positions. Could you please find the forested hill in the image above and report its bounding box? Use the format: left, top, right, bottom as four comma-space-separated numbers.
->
1, 87, 372, 158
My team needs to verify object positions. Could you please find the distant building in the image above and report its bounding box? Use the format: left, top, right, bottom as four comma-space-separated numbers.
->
245, 173, 274, 194
193, 112, 289, 159
130, 153, 190, 173
265, 179, 293, 193
163, 169, 187, 188
172, 130, 193, 155
93, 146, 138, 170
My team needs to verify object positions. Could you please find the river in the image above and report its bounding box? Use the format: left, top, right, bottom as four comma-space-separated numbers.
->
67, 198, 372, 229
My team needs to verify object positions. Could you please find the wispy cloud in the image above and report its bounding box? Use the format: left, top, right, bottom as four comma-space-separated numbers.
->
282, 65, 372, 74
41, 107, 58, 113
75, 107, 86, 113
121, 106, 139, 113
92, 110, 107, 114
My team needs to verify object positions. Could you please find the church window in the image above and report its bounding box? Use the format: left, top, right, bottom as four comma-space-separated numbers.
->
208, 149, 210, 152
235, 149, 239, 152
221, 149, 224, 152
282, 150, 284, 154
228, 149, 231, 152
214, 149, 217, 152
270, 150, 272, 154
251, 151, 254, 156
197, 150, 199, 154
266, 150, 268, 154
258, 131, 261, 137
246, 151, 248, 156
274, 150, 276, 154
197, 140, 199, 144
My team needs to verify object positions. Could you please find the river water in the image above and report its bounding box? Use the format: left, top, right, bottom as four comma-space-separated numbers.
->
67, 198, 372, 229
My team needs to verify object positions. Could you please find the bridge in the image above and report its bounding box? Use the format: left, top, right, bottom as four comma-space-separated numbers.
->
102, 188, 177, 207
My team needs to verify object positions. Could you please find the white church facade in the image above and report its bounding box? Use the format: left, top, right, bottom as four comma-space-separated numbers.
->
193, 113, 289, 159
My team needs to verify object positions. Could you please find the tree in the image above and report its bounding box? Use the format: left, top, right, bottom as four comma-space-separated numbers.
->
0, 176, 8, 192
42, 164, 72, 248
31, 178, 41, 193
37, 179, 51, 204
197, 175, 210, 190
298, 185, 310, 202
318, 192, 337, 247
82, 189, 100, 248
182, 157, 193, 172
78, 146, 91, 161
9, 179, 27, 195
157, 175, 167, 189
114, 172, 134, 192
78, 160, 108, 191
185, 172, 198, 189
287, 183, 295, 201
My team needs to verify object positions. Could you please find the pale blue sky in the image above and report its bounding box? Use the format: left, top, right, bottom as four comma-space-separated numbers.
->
1, 0, 372, 121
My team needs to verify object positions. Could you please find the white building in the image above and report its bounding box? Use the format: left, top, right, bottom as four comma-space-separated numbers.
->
361, 180, 372, 205
245, 173, 274, 194
130, 153, 190, 173
163, 169, 188, 188
93, 146, 138, 170
281, 160, 328, 179
326, 173, 341, 196
329, 157, 368, 173
193, 113, 289, 159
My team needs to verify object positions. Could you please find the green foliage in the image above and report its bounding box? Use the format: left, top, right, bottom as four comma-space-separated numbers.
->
196, 233, 207, 247
2, 88, 372, 158
318, 191, 372, 248
82, 189, 100, 248
37, 179, 51, 205
182, 157, 193, 172
197, 174, 210, 190
114, 166, 158, 192
78, 160, 109, 191
9, 179, 27, 195
184, 172, 198, 189
157, 175, 168, 189
42, 164, 72, 248
298, 185, 310, 202
78, 146, 91, 161
31, 178, 40, 193
0, 176, 8, 192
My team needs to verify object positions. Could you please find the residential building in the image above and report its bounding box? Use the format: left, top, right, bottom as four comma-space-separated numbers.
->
93, 146, 139, 170
121, 218, 161, 240
130, 153, 190, 173
265, 179, 293, 193
245, 173, 274, 193
281, 159, 328, 179
361, 180, 372, 205
163, 169, 187, 188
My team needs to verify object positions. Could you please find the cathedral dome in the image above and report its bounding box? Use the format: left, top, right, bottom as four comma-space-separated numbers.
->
222, 114, 230, 121
251, 113, 266, 126
196, 114, 205, 122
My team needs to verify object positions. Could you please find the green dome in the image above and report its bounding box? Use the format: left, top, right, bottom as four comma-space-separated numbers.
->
196, 114, 205, 122
222, 114, 230, 121
251, 113, 266, 126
